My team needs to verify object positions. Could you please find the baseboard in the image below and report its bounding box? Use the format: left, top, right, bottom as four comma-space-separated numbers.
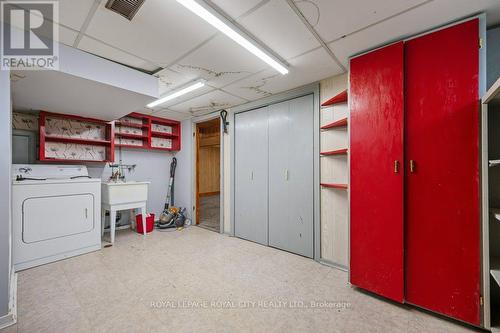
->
318, 259, 349, 272
0, 271, 17, 330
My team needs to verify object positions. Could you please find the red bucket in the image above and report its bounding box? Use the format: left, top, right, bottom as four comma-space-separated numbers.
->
136, 213, 155, 233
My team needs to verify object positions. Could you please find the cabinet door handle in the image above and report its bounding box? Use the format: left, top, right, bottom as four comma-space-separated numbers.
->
394, 160, 400, 174
250, 171, 254, 180
410, 160, 416, 173
85, 208, 88, 219
284, 169, 289, 181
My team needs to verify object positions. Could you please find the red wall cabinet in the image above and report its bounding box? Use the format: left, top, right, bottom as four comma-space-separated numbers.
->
350, 19, 481, 325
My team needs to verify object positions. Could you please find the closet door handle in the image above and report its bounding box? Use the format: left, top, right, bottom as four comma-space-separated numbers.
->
394, 160, 400, 174
410, 160, 416, 173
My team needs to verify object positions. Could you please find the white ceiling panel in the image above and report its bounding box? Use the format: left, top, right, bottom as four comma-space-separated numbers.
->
211, 0, 266, 19
78, 36, 158, 72
56, 0, 96, 31
84, 0, 218, 67
224, 48, 343, 100
153, 109, 193, 121
155, 68, 198, 96
169, 34, 267, 88
7, 11, 78, 46
169, 90, 246, 114
296, 0, 425, 43
57, 25, 78, 46
238, 0, 319, 59
329, 0, 500, 68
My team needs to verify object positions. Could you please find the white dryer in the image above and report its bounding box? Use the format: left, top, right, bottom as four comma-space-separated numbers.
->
12, 164, 101, 271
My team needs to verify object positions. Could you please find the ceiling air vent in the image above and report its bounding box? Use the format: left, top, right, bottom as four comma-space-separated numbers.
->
105, 0, 145, 21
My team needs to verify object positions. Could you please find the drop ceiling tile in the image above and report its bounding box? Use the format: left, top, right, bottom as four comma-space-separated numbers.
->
8, 11, 78, 46
85, 0, 218, 66
211, 0, 265, 19
57, 0, 96, 30
169, 34, 268, 88
78, 36, 158, 72
329, 0, 500, 68
153, 109, 193, 121
238, 0, 319, 59
224, 48, 343, 100
155, 68, 198, 96
296, 0, 425, 43
169, 90, 246, 114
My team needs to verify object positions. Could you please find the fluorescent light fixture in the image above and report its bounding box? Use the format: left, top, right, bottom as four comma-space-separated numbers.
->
147, 80, 205, 108
176, 0, 289, 75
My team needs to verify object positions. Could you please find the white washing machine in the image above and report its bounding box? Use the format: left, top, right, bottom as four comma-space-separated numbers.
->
12, 164, 102, 271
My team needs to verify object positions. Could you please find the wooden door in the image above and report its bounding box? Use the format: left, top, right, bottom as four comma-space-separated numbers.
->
405, 19, 480, 325
350, 42, 405, 302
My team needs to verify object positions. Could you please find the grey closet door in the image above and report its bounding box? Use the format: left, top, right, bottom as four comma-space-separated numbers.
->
269, 95, 314, 257
234, 107, 269, 245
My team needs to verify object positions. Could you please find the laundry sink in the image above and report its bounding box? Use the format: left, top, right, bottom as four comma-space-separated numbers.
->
101, 181, 150, 205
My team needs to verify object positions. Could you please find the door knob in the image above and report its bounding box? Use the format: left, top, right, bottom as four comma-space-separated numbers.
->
410, 160, 416, 173
394, 160, 400, 174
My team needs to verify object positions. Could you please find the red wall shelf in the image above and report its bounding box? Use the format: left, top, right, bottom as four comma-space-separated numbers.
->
115, 132, 148, 139
320, 148, 348, 156
321, 118, 348, 130
115, 113, 181, 152
321, 90, 348, 107
39, 111, 115, 163
321, 183, 348, 189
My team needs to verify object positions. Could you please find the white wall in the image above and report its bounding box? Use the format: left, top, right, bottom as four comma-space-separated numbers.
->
87, 149, 175, 219
87, 120, 194, 223
488, 26, 500, 89
0, 69, 12, 319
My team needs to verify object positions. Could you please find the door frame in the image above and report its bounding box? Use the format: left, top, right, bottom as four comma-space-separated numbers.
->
192, 112, 224, 234
229, 82, 321, 260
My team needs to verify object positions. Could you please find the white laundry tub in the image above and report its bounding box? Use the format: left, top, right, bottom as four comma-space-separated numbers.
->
101, 181, 150, 205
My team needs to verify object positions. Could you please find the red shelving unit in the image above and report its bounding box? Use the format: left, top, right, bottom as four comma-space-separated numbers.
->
115, 113, 181, 152
150, 115, 181, 151
321, 118, 348, 130
115, 112, 151, 149
320, 183, 348, 189
320, 148, 348, 156
39, 111, 115, 163
321, 89, 348, 107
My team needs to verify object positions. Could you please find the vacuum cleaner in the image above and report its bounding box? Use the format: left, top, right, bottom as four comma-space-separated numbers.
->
157, 157, 186, 229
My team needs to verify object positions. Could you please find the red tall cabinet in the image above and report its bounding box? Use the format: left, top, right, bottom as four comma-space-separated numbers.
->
350, 19, 481, 326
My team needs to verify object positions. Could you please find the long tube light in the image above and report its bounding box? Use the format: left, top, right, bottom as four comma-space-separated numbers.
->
147, 80, 205, 108
176, 0, 289, 75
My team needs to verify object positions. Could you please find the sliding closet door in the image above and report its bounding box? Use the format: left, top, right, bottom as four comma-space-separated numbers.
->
350, 42, 404, 302
405, 19, 480, 325
234, 107, 269, 245
268, 95, 314, 258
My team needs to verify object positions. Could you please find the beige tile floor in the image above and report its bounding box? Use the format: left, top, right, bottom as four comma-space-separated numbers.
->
1, 227, 480, 333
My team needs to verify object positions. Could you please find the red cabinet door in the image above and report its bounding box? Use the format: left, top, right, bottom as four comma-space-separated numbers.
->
350, 42, 405, 302
405, 19, 480, 325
